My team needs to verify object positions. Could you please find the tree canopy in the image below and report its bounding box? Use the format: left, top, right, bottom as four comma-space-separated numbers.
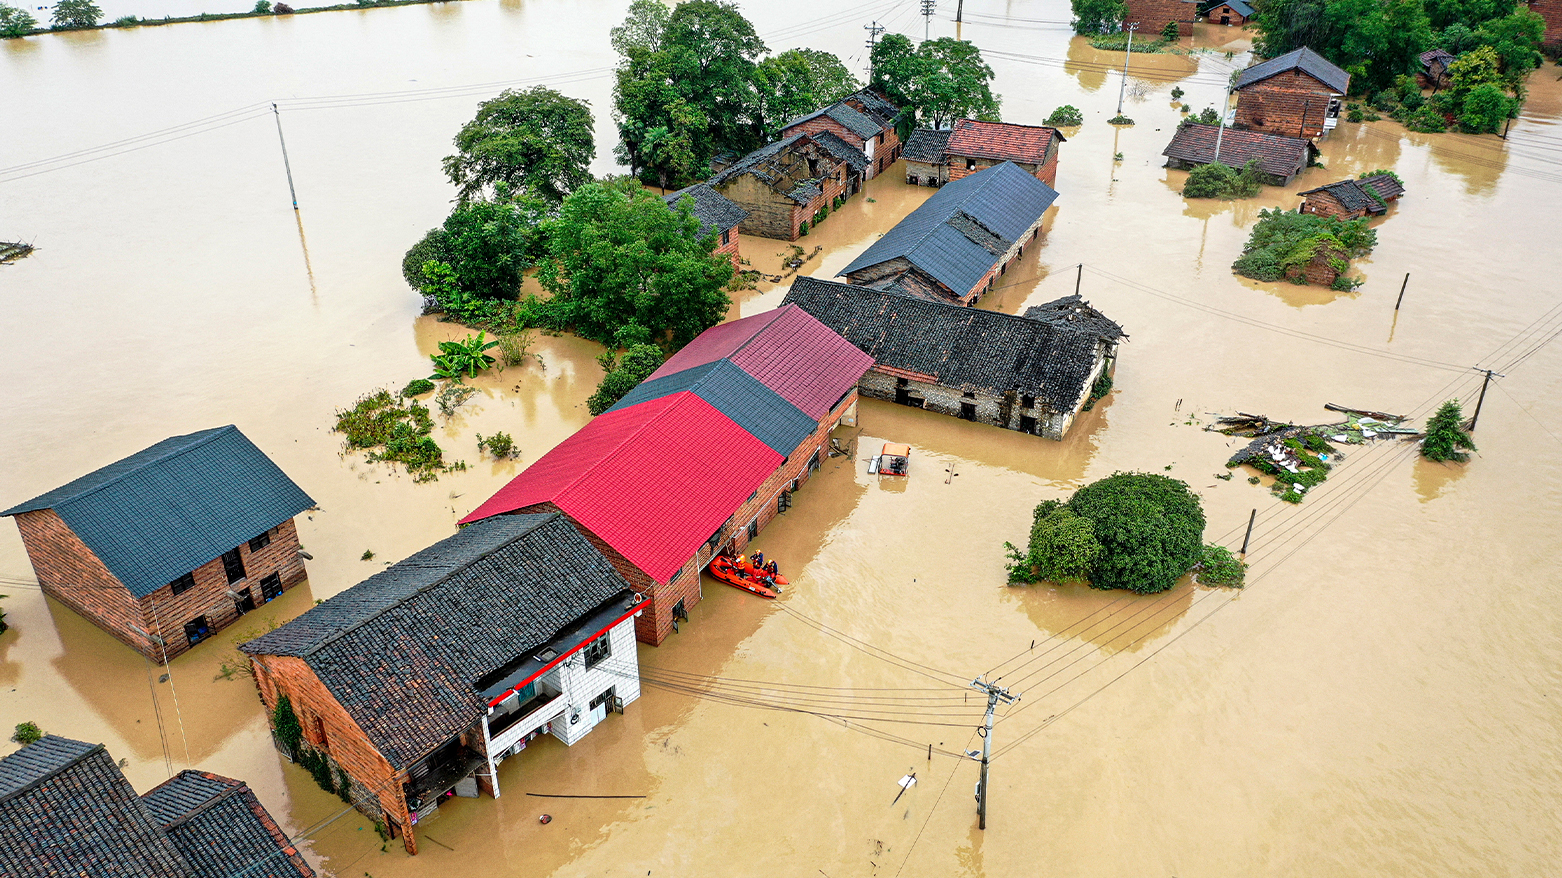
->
50, 0, 100, 28
870, 34, 1000, 130
0, 3, 38, 36
1070, 0, 1127, 34
531, 180, 734, 349
1422, 400, 1477, 462
402, 190, 549, 302
442, 86, 595, 206
756, 48, 862, 138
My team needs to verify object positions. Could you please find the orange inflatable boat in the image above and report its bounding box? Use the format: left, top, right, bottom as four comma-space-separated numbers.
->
708, 554, 786, 598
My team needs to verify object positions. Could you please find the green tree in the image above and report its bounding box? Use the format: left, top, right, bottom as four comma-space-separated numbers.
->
533, 180, 734, 348
1253, 0, 1431, 93
12, 721, 44, 745
756, 48, 861, 137
588, 338, 666, 415
871, 36, 1000, 130
1458, 82, 1517, 132
402, 190, 547, 300
1160, 20, 1181, 42
1070, 0, 1127, 34
1421, 400, 1477, 462
609, 0, 669, 56
1067, 472, 1206, 594
1009, 501, 1103, 584
0, 3, 39, 36
50, 0, 100, 27
442, 87, 595, 206
1474, 9, 1545, 76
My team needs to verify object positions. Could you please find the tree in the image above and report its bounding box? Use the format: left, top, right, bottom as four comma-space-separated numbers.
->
871, 36, 1000, 130
1252, 0, 1431, 94
533, 180, 733, 349
756, 48, 861, 137
1458, 82, 1517, 132
442, 87, 595, 206
1067, 472, 1206, 594
1474, 9, 1545, 77
0, 3, 38, 36
1422, 400, 1477, 462
1070, 0, 1127, 34
588, 335, 666, 415
1007, 500, 1102, 584
609, 0, 669, 56
401, 190, 548, 300
50, 0, 100, 28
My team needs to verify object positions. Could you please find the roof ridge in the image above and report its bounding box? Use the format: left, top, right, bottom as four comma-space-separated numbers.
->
0, 738, 104, 803
152, 773, 247, 829
723, 306, 791, 361
804, 275, 1066, 333
5, 425, 236, 516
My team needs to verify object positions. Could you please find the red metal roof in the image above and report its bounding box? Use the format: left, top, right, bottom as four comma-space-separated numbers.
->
945, 119, 1062, 165
650, 304, 874, 420
460, 393, 781, 584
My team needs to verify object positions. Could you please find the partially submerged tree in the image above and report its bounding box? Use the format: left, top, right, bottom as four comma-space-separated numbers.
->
1421, 399, 1477, 462
402, 190, 549, 301
588, 329, 666, 415
1182, 158, 1264, 199
50, 0, 100, 28
443, 87, 595, 205
1070, 0, 1127, 34
0, 3, 39, 36
870, 34, 1000, 130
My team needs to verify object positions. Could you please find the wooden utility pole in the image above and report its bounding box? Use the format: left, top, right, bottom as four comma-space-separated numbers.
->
1469, 369, 1502, 431
1395, 272, 1409, 310
970, 677, 1018, 830
1115, 24, 1137, 116
955, 0, 963, 38
1075, 263, 1083, 296
1240, 509, 1256, 556
271, 103, 298, 210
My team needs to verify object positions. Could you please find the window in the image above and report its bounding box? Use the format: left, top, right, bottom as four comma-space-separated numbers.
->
960, 402, 977, 421
670, 568, 682, 583
589, 688, 616, 711
747, 519, 759, 540
908, 175, 919, 185
220, 548, 246, 584
169, 572, 196, 596
962, 391, 977, 399
248, 530, 271, 553
1022, 394, 1036, 408
721, 228, 731, 246
259, 573, 283, 603
1020, 415, 1038, 434
966, 158, 977, 171
583, 636, 611, 668
184, 616, 210, 646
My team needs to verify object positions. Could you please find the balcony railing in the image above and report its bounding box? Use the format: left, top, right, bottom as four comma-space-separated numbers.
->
488, 691, 566, 755
404, 745, 485, 812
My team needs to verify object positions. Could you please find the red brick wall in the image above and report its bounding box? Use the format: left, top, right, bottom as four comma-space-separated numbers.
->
1234, 71, 1337, 138
1529, 0, 1562, 44
716, 230, 741, 268
947, 150, 1059, 189
12, 509, 149, 656
1300, 191, 1364, 220
785, 117, 863, 151
249, 654, 415, 853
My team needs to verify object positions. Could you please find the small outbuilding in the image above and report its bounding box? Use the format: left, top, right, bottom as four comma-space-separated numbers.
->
1233, 46, 1350, 139
1, 425, 313, 660
1162, 123, 1316, 185
1205, 0, 1252, 25
1418, 48, 1456, 89
902, 127, 953, 187
664, 182, 748, 268
1298, 174, 1405, 220
709, 134, 857, 241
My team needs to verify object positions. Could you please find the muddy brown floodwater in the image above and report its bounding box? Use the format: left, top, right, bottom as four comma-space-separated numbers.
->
3, 2, 1562, 876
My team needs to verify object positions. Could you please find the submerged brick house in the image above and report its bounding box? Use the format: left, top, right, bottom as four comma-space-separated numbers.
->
839, 161, 1059, 306
1528, 0, 1562, 49
664, 182, 748, 268
902, 127, 953, 186
709, 134, 856, 241
462, 305, 872, 646
1125, 0, 1198, 36
782, 88, 903, 180
1162, 122, 1316, 185
905, 119, 1066, 188
1, 425, 313, 660
1233, 46, 1350, 139
1298, 174, 1405, 219
783, 278, 1126, 440
1418, 48, 1456, 89
1204, 0, 1252, 25
0, 735, 314, 878
242, 514, 644, 855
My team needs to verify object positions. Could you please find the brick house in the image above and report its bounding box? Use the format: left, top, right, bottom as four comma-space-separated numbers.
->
1299, 174, 1405, 219
242, 513, 643, 855
944, 119, 1065, 188
784, 278, 1127, 440
902, 127, 953, 186
1233, 46, 1350, 139
1418, 48, 1456, 90
709, 134, 856, 241
1, 425, 313, 661
781, 88, 903, 179
1528, 0, 1562, 50
664, 182, 748, 268
1125, 0, 1199, 36
0, 735, 314, 878
839, 161, 1059, 306
462, 305, 873, 646
1162, 122, 1316, 185
1204, 0, 1252, 25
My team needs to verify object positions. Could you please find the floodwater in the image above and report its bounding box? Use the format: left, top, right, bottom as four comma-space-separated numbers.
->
3, 2, 1561, 876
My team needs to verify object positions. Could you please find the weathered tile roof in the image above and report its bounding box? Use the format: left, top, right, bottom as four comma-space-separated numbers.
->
663, 183, 747, 238
650, 304, 874, 420
142, 771, 314, 878
1, 426, 314, 598
243, 514, 633, 769
839, 162, 1059, 299
1220, 0, 1255, 16
783, 277, 1123, 414
1235, 46, 1351, 95
1162, 123, 1312, 178
712, 134, 827, 205
1022, 294, 1128, 342
812, 130, 870, 172
847, 88, 899, 126
459, 398, 781, 585
1300, 174, 1404, 214
607, 359, 819, 456
1420, 48, 1455, 69
786, 101, 884, 141
903, 129, 953, 164
945, 118, 1063, 165
0, 736, 188, 878
1357, 172, 1405, 201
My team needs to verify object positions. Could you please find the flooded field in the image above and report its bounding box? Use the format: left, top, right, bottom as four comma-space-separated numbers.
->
3, 1, 1561, 875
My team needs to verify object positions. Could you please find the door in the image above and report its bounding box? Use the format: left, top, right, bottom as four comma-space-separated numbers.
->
259, 573, 283, 602
960, 402, 977, 421
588, 687, 615, 725
234, 588, 257, 616
1220, 14, 1230, 24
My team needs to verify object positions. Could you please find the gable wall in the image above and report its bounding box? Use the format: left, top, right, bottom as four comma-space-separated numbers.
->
1125, 0, 1197, 34
1235, 71, 1337, 138
11, 508, 149, 656
1300, 190, 1364, 220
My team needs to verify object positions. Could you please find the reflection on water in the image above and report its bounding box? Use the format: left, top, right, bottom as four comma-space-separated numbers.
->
1002, 577, 1196, 654
1412, 456, 1469, 502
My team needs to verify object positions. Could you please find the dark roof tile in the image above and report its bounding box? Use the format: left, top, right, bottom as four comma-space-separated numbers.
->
945, 119, 1063, 165
664, 183, 747, 237
1235, 46, 1351, 94
143, 771, 314, 878
812, 131, 869, 172
1162, 123, 1311, 178
607, 359, 819, 456
903, 129, 952, 164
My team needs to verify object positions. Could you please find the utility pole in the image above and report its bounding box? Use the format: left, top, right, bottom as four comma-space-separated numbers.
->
956, 0, 964, 40
1075, 262, 1082, 296
865, 20, 885, 78
1115, 24, 1137, 116
1214, 76, 1232, 162
1394, 272, 1409, 310
921, 0, 936, 41
970, 677, 1019, 830
1469, 369, 1503, 431
271, 103, 299, 211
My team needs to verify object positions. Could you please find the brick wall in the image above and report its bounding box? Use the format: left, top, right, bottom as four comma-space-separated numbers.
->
715, 141, 855, 241
1299, 191, 1365, 220
1529, 0, 1562, 44
249, 654, 416, 853
715, 230, 742, 268
1125, 0, 1197, 34
1209, 4, 1248, 23
1234, 71, 1337, 138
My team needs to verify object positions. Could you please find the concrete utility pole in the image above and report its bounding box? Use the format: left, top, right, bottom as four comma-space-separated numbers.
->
956, 0, 964, 39
1115, 24, 1137, 116
970, 677, 1019, 830
1469, 369, 1503, 431
271, 103, 299, 210
865, 20, 886, 77
921, 0, 936, 41
1214, 76, 1233, 162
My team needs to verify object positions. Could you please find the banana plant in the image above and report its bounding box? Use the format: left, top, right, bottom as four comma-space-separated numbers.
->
430, 332, 499, 382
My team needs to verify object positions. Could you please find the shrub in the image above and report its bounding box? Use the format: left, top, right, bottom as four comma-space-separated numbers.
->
253, 0, 271, 11
496, 328, 533, 367
1082, 372, 1113, 411
1107, 114, 1134, 125
1359, 168, 1404, 187
1045, 104, 1085, 126
12, 721, 43, 745
1369, 90, 1399, 113
1195, 544, 1246, 587
0, 4, 40, 37
477, 431, 517, 459
436, 383, 477, 417
1182, 159, 1262, 199
588, 342, 665, 415
1170, 86, 1184, 100
1458, 83, 1518, 134
274, 2, 293, 12
272, 695, 303, 757
1422, 400, 1477, 462
1160, 20, 1179, 42
1193, 106, 1221, 125
400, 378, 435, 398
334, 390, 451, 482
1232, 209, 1376, 285
1067, 472, 1205, 594
1007, 502, 1102, 584
1347, 105, 1365, 123
1402, 105, 1447, 133
111, 15, 137, 25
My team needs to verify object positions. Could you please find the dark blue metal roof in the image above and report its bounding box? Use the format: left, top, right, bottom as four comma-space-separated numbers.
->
1, 426, 314, 598
839, 162, 1058, 298
608, 359, 817, 456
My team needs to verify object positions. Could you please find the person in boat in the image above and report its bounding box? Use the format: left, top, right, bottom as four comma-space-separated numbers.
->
766, 560, 779, 577
751, 551, 764, 571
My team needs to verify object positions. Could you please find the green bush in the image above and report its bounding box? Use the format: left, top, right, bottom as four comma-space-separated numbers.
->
1347, 105, 1365, 123
252, 0, 271, 11
1160, 20, 1180, 41
587, 334, 666, 416
50, 0, 101, 28
401, 378, 435, 398
1068, 472, 1206, 594
1082, 372, 1113, 411
1195, 544, 1246, 587
1182, 159, 1262, 199
477, 431, 517, 459
1232, 209, 1376, 285
1422, 400, 1477, 462
1458, 83, 1518, 133
12, 721, 43, 745
272, 695, 303, 757
334, 390, 451, 482
1107, 114, 1134, 125
1046, 104, 1085, 126
1170, 86, 1184, 100
1402, 105, 1448, 133
0, 4, 40, 37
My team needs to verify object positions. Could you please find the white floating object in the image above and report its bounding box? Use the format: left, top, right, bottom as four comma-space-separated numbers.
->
898, 775, 918, 789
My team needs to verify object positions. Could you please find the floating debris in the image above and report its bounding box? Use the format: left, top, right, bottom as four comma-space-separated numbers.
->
1215, 406, 1420, 503
0, 241, 36, 264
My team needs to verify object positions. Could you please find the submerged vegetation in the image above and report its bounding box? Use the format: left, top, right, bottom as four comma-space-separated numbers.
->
334, 389, 462, 482
1195, 544, 1247, 587
588, 331, 667, 416
1045, 105, 1085, 127
12, 721, 44, 745
1232, 209, 1377, 289
1182, 158, 1265, 199
1422, 400, 1477, 462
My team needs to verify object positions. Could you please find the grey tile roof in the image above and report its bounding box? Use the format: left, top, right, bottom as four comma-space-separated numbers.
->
903, 129, 952, 164
783, 277, 1123, 414
1221, 0, 1254, 16
838, 162, 1059, 299
847, 88, 900, 126
242, 514, 633, 771
606, 359, 820, 456
664, 183, 748, 238
0, 736, 189, 878
1023, 294, 1128, 342
712, 134, 827, 206
143, 771, 314, 878
812, 131, 869, 173
1358, 172, 1405, 202
1, 426, 314, 598
786, 101, 885, 141
1235, 46, 1350, 95
1300, 179, 1381, 214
